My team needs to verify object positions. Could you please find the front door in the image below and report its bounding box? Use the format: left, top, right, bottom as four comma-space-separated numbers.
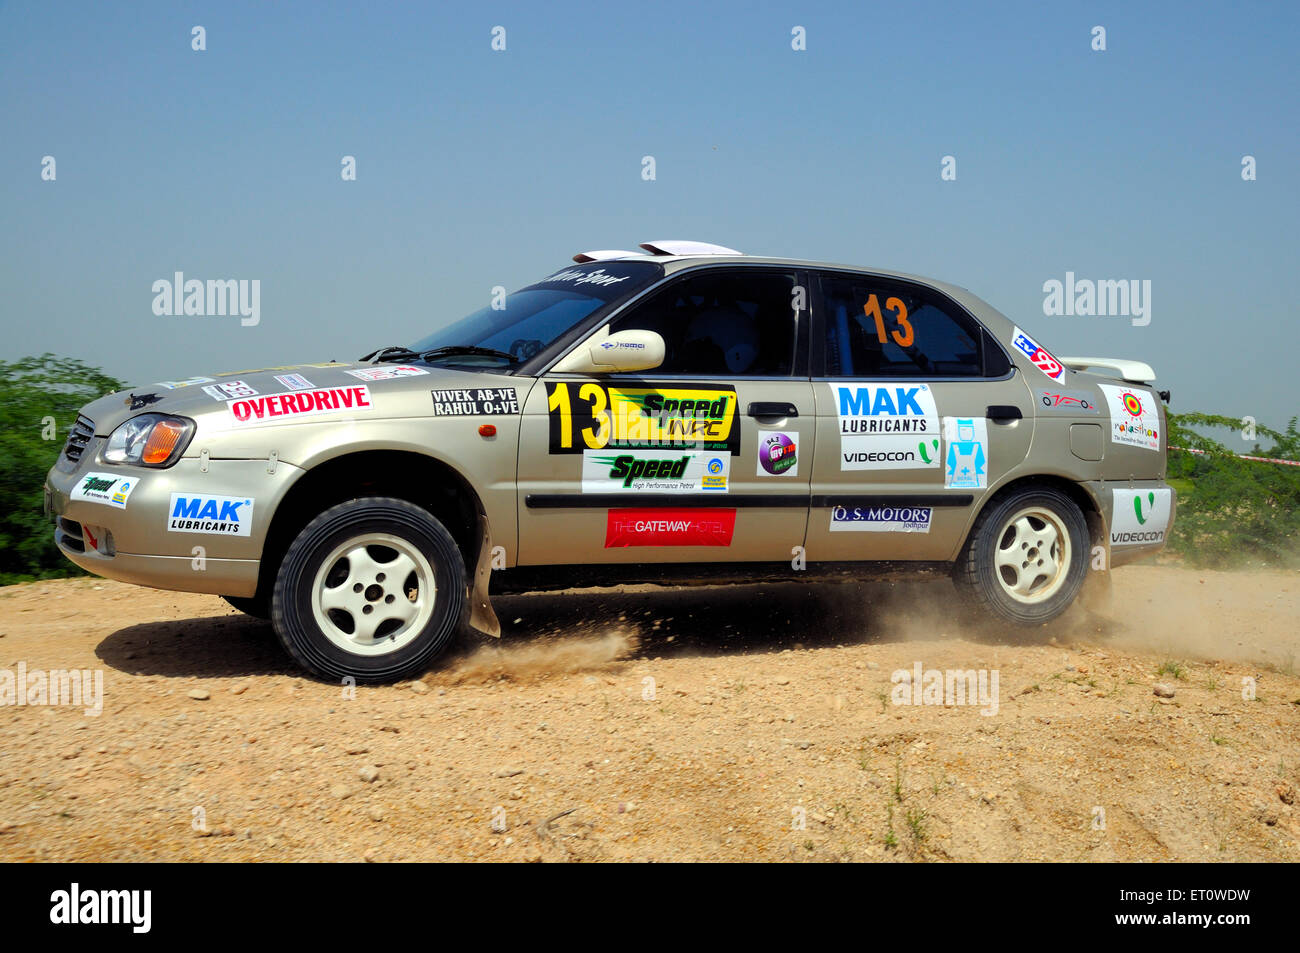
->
516, 266, 814, 566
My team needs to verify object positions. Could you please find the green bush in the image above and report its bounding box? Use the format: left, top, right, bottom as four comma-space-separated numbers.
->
1166, 412, 1300, 567
0, 354, 123, 582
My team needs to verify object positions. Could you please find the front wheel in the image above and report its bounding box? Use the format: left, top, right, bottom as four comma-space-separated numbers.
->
271, 497, 468, 683
953, 485, 1089, 626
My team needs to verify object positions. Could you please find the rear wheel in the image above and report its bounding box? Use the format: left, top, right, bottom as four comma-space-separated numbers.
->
271, 497, 468, 683
954, 485, 1089, 626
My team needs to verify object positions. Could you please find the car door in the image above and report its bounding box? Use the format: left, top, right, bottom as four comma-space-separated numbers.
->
516, 266, 814, 566
806, 270, 1035, 561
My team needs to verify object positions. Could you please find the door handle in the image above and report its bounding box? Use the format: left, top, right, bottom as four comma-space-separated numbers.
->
987, 405, 1022, 422
747, 402, 798, 418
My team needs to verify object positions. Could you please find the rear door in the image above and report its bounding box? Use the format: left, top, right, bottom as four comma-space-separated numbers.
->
516, 266, 814, 565
805, 270, 1035, 561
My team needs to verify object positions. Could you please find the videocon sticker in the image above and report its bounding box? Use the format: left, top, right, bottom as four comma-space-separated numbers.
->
943, 416, 988, 489
1098, 384, 1160, 451
831, 383, 939, 470
1110, 488, 1172, 546
757, 431, 798, 476
71, 472, 138, 509
582, 450, 729, 493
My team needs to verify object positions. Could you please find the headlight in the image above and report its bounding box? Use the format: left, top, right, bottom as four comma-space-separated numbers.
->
103, 414, 195, 467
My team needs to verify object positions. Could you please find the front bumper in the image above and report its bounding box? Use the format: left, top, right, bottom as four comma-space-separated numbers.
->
46, 443, 302, 598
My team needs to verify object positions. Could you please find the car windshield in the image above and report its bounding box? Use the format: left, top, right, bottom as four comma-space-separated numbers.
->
409, 261, 663, 367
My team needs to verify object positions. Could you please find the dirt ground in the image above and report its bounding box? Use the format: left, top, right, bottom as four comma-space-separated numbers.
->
0, 564, 1296, 862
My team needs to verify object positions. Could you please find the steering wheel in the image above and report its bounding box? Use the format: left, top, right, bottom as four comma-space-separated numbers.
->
509, 338, 544, 361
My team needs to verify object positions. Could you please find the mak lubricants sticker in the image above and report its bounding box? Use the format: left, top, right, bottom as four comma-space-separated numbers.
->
831, 383, 939, 470
1098, 384, 1160, 451
943, 416, 988, 489
167, 493, 255, 536
1110, 488, 1172, 546
70, 472, 138, 509
757, 431, 798, 476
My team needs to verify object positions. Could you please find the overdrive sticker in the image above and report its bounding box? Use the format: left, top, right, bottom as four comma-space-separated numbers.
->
582, 451, 729, 493
1110, 488, 1172, 546
605, 508, 737, 547
70, 472, 138, 509
830, 383, 939, 470
1011, 327, 1066, 383
830, 504, 932, 533
547, 382, 739, 455
1098, 384, 1160, 451
227, 385, 371, 426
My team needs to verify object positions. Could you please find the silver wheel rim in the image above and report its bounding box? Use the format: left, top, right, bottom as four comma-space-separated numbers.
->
310, 532, 436, 656
993, 506, 1071, 605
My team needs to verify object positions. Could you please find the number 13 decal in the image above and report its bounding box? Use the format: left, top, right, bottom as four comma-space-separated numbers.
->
864, 293, 914, 348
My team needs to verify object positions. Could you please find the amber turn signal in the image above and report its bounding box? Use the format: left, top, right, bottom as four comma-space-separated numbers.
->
142, 418, 187, 464
478, 424, 497, 437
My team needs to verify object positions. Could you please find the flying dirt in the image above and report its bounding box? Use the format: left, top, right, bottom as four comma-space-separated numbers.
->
0, 564, 1295, 861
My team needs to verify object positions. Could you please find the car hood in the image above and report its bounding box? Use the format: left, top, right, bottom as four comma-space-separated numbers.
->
79, 362, 527, 437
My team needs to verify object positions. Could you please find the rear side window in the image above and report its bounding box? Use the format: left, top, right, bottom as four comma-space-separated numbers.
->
820, 275, 996, 377
608, 269, 798, 376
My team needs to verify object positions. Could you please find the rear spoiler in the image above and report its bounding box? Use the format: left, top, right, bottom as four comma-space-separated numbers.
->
1059, 356, 1156, 384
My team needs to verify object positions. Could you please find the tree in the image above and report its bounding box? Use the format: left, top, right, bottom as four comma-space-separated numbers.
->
0, 354, 123, 580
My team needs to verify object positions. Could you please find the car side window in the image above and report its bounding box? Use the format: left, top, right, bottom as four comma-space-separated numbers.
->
607, 270, 798, 377
820, 275, 989, 377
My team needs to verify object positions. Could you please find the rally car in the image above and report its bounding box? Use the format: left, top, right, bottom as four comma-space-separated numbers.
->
45, 241, 1175, 682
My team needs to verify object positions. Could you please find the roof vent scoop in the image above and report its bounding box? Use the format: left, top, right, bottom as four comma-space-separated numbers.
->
638, 240, 742, 257
572, 250, 647, 263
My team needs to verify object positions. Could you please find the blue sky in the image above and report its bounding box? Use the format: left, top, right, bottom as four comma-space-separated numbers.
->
2, 0, 1296, 431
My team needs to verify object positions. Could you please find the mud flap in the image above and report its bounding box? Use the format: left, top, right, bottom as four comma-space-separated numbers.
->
467, 515, 501, 639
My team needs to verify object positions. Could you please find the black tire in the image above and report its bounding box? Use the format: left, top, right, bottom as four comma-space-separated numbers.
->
953, 485, 1089, 626
271, 497, 468, 683
222, 594, 270, 619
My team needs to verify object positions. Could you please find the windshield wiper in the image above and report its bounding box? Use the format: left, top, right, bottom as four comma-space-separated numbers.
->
420, 345, 519, 365
359, 345, 421, 363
